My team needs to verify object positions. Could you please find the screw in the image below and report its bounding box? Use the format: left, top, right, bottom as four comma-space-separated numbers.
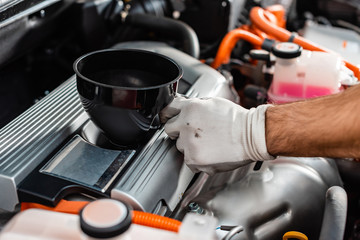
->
188, 202, 204, 214
40, 10, 45, 18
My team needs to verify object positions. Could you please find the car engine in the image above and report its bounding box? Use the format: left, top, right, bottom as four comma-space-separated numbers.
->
0, 0, 360, 239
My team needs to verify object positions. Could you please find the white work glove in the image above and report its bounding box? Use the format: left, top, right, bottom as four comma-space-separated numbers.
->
160, 96, 274, 175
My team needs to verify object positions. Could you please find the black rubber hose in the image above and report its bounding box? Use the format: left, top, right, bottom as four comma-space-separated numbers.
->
125, 13, 200, 59
319, 186, 348, 240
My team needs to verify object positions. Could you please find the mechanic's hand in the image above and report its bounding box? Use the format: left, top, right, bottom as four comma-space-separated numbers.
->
160, 96, 274, 175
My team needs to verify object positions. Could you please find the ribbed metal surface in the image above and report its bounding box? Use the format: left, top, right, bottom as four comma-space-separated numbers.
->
111, 130, 191, 212
0, 0, 61, 28
116, 131, 171, 192
0, 76, 88, 210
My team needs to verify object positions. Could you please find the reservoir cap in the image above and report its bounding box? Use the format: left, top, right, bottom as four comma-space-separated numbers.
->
80, 199, 132, 238
272, 42, 302, 59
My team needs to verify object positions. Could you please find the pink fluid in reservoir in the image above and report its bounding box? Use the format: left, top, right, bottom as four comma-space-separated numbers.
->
276, 82, 303, 97
275, 82, 335, 98
305, 85, 334, 98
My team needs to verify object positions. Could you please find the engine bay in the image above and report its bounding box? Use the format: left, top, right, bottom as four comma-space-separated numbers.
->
1, 0, 360, 239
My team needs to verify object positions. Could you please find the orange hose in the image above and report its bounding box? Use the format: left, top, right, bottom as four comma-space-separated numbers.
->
251, 26, 268, 39
266, 4, 286, 28
263, 8, 279, 26
132, 210, 181, 232
240, 25, 268, 40
250, 7, 327, 51
211, 29, 263, 69
249, 6, 360, 79
239, 25, 250, 31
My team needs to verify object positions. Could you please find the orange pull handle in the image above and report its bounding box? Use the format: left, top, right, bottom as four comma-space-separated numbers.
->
21, 200, 89, 214
283, 231, 308, 240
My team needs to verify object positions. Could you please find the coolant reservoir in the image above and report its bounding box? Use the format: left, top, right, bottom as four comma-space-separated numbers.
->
268, 42, 342, 103
0, 199, 217, 240
0, 209, 183, 240
0, 200, 176, 240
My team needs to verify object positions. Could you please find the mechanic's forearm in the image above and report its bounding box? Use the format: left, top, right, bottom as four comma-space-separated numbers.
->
265, 84, 360, 158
